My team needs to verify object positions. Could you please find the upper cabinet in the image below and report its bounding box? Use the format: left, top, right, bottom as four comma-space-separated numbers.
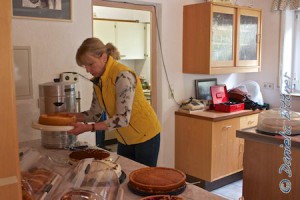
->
183, 2, 262, 74
93, 19, 146, 60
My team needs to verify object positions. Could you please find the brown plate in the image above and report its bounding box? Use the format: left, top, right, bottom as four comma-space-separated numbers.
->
129, 167, 186, 193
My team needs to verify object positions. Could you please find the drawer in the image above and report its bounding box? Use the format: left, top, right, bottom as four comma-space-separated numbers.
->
240, 114, 258, 129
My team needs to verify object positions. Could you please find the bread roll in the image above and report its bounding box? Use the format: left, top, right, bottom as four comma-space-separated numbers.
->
39, 113, 76, 126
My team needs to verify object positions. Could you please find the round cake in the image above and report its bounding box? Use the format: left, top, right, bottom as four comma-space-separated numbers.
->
38, 113, 76, 126
129, 167, 186, 194
140, 195, 184, 200
69, 149, 110, 161
60, 189, 101, 200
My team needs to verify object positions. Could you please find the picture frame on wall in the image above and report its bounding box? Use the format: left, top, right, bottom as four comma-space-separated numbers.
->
12, 0, 72, 21
195, 78, 217, 101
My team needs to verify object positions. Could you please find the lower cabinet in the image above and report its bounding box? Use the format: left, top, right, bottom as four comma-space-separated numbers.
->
175, 111, 258, 182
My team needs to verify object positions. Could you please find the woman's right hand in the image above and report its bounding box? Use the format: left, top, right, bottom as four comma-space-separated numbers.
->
67, 122, 92, 135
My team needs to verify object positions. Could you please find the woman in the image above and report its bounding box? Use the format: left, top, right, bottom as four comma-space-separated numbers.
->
68, 37, 161, 167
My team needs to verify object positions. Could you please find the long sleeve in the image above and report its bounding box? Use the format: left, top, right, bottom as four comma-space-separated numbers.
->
103, 71, 136, 131
81, 91, 104, 123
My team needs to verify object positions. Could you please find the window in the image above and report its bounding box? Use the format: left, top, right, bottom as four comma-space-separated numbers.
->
280, 10, 300, 94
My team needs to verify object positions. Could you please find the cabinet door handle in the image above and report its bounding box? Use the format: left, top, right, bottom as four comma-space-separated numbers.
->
223, 125, 232, 130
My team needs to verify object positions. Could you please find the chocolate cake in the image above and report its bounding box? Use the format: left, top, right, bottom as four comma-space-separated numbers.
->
69, 149, 110, 161
140, 195, 184, 200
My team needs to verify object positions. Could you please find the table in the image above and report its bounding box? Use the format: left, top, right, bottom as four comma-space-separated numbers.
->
19, 140, 225, 200
237, 128, 300, 200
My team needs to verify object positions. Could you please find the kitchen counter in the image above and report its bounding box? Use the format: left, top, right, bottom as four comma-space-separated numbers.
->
237, 128, 300, 200
237, 127, 300, 149
19, 140, 225, 200
176, 109, 260, 122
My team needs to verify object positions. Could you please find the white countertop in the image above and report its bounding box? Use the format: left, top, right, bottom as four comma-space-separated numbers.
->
19, 140, 225, 200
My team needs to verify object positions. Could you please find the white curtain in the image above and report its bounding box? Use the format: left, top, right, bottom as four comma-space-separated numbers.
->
279, 10, 294, 94
272, 0, 300, 11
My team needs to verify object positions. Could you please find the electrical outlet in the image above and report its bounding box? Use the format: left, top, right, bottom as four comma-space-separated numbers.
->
263, 82, 274, 90
60, 72, 79, 83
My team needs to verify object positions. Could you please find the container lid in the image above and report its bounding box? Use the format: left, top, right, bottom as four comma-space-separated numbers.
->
257, 108, 300, 135
53, 159, 120, 200
210, 85, 228, 104
39, 82, 76, 97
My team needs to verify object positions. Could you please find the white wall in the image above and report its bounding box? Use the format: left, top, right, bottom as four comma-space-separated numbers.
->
13, 1, 95, 144
13, 0, 296, 168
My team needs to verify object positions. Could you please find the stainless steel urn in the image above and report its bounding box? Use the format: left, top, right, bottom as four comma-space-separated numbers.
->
38, 82, 77, 149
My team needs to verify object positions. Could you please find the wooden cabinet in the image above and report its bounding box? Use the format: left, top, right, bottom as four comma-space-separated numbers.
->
0, 1, 22, 199
93, 19, 146, 60
182, 2, 262, 74
175, 110, 258, 182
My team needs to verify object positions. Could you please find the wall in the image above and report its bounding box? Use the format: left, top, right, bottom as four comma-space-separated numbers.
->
13, 0, 291, 168
13, 1, 95, 144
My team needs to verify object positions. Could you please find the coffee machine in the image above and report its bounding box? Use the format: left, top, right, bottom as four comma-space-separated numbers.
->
38, 81, 79, 148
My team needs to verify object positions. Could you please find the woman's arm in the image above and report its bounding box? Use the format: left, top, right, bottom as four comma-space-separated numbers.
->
68, 71, 136, 135
103, 71, 136, 130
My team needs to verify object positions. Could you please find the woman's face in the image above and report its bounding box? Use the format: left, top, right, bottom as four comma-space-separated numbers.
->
81, 53, 107, 77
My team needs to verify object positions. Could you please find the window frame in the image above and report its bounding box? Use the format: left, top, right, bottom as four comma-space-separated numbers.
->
279, 9, 300, 96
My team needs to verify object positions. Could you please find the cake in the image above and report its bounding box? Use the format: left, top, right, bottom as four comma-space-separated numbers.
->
60, 189, 98, 200
129, 167, 186, 195
140, 195, 184, 200
69, 149, 110, 161
21, 168, 54, 193
38, 113, 76, 126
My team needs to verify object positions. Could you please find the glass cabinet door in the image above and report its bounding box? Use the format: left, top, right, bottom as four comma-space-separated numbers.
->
237, 9, 261, 67
211, 7, 235, 67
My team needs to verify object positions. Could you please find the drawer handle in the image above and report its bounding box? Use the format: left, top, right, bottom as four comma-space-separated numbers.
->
223, 125, 232, 130
248, 120, 255, 125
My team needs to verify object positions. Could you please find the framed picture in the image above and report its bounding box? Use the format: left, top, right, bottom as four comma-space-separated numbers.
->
12, 0, 72, 21
195, 78, 217, 100
13, 46, 33, 100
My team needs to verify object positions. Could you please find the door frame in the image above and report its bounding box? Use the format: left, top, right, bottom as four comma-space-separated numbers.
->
92, 0, 158, 112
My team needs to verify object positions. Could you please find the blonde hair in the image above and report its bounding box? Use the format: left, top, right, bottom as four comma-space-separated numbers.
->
76, 37, 120, 66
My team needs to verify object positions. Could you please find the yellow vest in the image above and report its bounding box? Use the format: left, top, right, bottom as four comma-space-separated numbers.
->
93, 56, 161, 145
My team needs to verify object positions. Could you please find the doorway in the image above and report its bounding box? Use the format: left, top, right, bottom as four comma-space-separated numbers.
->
92, 0, 158, 111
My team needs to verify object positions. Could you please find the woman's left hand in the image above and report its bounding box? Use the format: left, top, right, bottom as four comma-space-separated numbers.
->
67, 122, 91, 135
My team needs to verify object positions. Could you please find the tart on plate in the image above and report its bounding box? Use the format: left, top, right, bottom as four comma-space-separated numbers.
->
140, 195, 184, 200
128, 167, 186, 196
69, 148, 110, 161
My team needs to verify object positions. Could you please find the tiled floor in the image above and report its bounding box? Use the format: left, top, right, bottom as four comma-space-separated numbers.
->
106, 144, 243, 200
211, 180, 243, 200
